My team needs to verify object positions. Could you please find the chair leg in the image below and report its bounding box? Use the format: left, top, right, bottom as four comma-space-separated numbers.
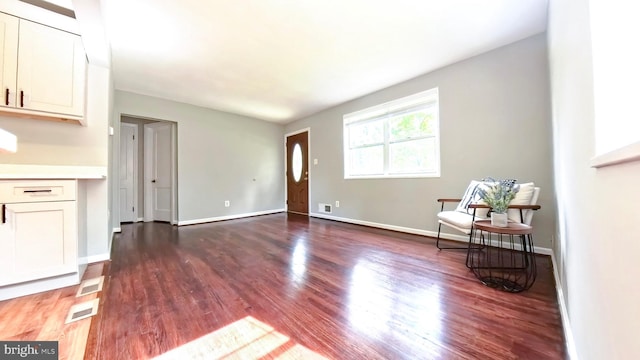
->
436, 222, 472, 250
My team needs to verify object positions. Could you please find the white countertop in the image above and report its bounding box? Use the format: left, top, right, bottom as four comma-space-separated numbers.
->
0, 164, 107, 179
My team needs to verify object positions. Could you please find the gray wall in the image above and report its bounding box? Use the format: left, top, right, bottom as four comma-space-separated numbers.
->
285, 34, 555, 249
113, 91, 285, 224
548, 0, 640, 358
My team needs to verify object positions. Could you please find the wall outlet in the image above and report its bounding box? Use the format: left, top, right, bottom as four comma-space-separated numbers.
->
224, 200, 230, 207
335, 201, 340, 208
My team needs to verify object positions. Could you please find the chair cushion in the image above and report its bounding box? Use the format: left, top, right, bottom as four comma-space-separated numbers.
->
507, 182, 535, 222
455, 180, 491, 218
438, 210, 487, 232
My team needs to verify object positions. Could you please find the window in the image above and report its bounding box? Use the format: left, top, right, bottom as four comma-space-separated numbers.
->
343, 88, 440, 178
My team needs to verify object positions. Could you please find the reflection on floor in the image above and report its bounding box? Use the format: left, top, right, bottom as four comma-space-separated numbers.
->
153, 316, 328, 360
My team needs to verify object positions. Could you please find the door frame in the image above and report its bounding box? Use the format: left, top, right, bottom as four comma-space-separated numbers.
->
119, 122, 139, 223
143, 121, 178, 224
284, 128, 311, 214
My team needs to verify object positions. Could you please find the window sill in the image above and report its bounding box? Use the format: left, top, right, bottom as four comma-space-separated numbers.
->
345, 173, 441, 180
590, 141, 640, 168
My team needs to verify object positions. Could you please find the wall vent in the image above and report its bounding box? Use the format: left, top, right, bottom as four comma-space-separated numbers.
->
318, 203, 332, 214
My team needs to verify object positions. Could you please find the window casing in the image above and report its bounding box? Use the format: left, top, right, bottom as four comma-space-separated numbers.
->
343, 88, 440, 179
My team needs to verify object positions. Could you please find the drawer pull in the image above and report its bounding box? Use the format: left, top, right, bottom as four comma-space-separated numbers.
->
23, 189, 53, 193
4, 88, 8, 106
2, 204, 5, 224
20, 90, 24, 108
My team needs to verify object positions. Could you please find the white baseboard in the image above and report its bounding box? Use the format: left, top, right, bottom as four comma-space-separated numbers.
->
136, 217, 143, 222
309, 212, 553, 255
0, 272, 81, 301
551, 252, 578, 360
87, 252, 110, 264
178, 209, 285, 226
113, 227, 121, 233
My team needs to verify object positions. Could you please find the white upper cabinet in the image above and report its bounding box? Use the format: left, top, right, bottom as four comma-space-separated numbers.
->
0, 13, 86, 122
0, 13, 19, 109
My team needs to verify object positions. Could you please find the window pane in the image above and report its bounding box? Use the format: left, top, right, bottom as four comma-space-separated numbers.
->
389, 109, 435, 142
389, 138, 436, 174
292, 143, 303, 182
349, 120, 384, 148
349, 145, 384, 175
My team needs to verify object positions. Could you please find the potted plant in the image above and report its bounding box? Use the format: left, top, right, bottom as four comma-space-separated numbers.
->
477, 178, 519, 227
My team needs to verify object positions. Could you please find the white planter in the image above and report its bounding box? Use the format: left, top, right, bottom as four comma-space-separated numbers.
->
491, 212, 508, 227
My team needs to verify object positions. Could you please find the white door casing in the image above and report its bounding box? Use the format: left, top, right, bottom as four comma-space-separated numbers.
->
119, 123, 137, 223
144, 122, 173, 222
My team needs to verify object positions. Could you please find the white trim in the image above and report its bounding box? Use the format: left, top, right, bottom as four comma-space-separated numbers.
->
284, 128, 311, 214
0, 1, 80, 35
136, 217, 143, 222
309, 212, 553, 255
87, 253, 110, 263
113, 227, 122, 233
590, 140, 640, 168
178, 209, 285, 226
551, 252, 579, 360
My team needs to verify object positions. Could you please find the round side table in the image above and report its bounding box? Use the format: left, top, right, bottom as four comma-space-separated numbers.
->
467, 219, 537, 292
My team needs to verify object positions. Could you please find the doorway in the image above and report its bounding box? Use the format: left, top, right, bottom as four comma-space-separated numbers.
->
119, 116, 177, 224
286, 130, 309, 215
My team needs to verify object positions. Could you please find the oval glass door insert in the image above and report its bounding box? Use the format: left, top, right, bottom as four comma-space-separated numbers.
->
292, 143, 303, 182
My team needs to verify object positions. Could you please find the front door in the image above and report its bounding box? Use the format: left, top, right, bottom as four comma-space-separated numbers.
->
145, 122, 172, 222
286, 131, 309, 214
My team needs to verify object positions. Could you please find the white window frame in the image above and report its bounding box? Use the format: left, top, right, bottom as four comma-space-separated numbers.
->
343, 88, 440, 179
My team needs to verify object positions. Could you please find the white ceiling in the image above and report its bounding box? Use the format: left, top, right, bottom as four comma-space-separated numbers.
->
100, 0, 548, 124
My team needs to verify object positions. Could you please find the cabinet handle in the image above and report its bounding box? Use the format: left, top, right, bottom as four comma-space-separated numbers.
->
4, 88, 8, 106
23, 189, 53, 193
2, 204, 5, 224
20, 91, 24, 108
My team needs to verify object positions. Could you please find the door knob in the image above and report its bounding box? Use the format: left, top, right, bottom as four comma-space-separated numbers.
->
151, 179, 156, 183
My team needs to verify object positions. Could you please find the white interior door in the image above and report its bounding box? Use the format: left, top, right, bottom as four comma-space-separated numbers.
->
119, 123, 137, 223
144, 122, 173, 222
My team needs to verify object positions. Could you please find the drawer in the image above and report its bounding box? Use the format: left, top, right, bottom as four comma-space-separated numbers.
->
0, 180, 76, 203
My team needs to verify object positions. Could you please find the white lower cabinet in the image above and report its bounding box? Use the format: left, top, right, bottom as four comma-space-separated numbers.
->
0, 180, 78, 297
0, 201, 77, 286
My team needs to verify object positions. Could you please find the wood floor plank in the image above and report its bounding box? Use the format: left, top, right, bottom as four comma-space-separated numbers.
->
86, 213, 565, 359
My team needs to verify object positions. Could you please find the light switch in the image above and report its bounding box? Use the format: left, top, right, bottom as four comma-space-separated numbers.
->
313, 159, 318, 165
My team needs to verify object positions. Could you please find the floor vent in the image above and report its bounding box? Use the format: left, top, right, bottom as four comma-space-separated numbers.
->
65, 298, 100, 324
318, 203, 332, 214
76, 276, 105, 297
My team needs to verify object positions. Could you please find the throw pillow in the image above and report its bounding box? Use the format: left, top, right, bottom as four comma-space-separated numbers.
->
507, 182, 536, 222
455, 180, 490, 218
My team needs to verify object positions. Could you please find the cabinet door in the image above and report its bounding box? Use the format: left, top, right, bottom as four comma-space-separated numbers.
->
0, 13, 18, 109
16, 20, 86, 117
0, 201, 77, 286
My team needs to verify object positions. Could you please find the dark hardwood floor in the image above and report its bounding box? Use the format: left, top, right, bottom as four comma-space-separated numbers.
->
86, 213, 565, 359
